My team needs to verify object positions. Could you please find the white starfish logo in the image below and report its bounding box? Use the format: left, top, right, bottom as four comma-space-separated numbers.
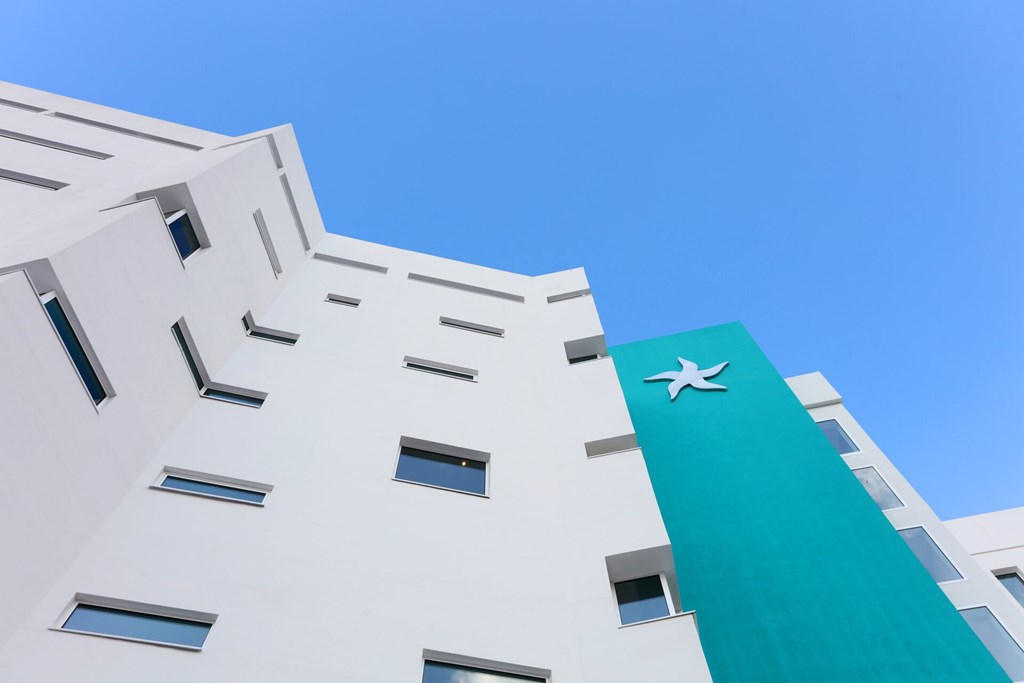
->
644, 357, 729, 401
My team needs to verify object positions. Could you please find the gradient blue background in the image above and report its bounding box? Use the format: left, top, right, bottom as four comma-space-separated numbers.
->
2, 2, 1021, 519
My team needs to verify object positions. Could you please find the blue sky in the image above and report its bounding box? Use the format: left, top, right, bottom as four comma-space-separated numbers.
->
3, 2, 1021, 519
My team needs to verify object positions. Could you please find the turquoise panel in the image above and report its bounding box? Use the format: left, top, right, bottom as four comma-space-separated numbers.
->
610, 322, 1007, 682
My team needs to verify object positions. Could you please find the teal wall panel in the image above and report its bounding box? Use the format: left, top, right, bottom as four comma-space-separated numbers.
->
610, 322, 1007, 682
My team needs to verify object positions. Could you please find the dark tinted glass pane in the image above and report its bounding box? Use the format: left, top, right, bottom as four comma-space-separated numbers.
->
63, 604, 211, 648
423, 661, 545, 682
817, 419, 858, 454
405, 363, 475, 381
396, 447, 486, 495
615, 575, 670, 624
997, 573, 1024, 609
44, 298, 106, 404
898, 527, 962, 583
961, 606, 1024, 681
171, 323, 204, 390
161, 476, 265, 504
168, 213, 201, 259
203, 387, 264, 407
852, 467, 903, 510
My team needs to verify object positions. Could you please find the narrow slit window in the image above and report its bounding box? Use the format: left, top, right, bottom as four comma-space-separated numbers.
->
42, 293, 108, 405
326, 293, 361, 307
439, 317, 504, 337
546, 288, 591, 303
407, 272, 525, 302
851, 467, 904, 511
996, 573, 1024, 609
165, 210, 202, 261
818, 419, 859, 454
253, 208, 282, 276
615, 575, 672, 625
312, 252, 388, 274
280, 174, 311, 251
0, 97, 46, 112
395, 441, 488, 496
0, 128, 112, 159
0, 167, 68, 191
897, 527, 962, 583
171, 319, 267, 408
153, 467, 271, 506
47, 112, 203, 151
56, 596, 215, 650
242, 311, 298, 345
423, 661, 546, 682
403, 356, 478, 382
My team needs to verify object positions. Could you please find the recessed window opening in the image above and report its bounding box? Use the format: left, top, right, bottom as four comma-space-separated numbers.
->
997, 572, 1024, 609
403, 356, 478, 382
407, 272, 525, 303
817, 419, 859, 454
164, 210, 202, 261
325, 293, 361, 307
423, 660, 546, 682
253, 209, 282, 276
312, 252, 388, 274
395, 437, 489, 496
0, 167, 68, 191
438, 316, 504, 337
959, 606, 1024, 682
585, 433, 639, 458
241, 311, 298, 345
564, 335, 608, 365
615, 575, 673, 625
0, 128, 112, 159
153, 467, 271, 505
41, 292, 108, 405
279, 174, 310, 251
547, 288, 592, 303
171, 318, 267, 408
851, 466, 904, 511
897, 526, 962, 583
47, 112, 203, 151
0, 97, 46, 112
54, 594, 216, 650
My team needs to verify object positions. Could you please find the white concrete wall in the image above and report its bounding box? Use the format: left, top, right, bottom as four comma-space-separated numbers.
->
0, 83, 711, 681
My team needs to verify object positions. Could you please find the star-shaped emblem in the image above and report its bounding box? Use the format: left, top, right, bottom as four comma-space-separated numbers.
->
644, 357, 729, 400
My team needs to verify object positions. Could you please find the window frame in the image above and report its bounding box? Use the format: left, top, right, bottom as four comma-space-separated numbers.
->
164, 209, 203, 262
392, 437, 491, 498
816, 418, 860, 455
39, 290, 111, 409
613, 573, 675, 627
403, 355, 478, 382
241, 310, 299, 345
171, 318, 267, 408
422, 650, 550, 682
151, 466, 272, 506
850, 465, 905, 511
51, 593, 216, 651
958, 603, 1024, 682
995, 570, 1024, 610
438, 316, 505, 338
896, 525, 965, 584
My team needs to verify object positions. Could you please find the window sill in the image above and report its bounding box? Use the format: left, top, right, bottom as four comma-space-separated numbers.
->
618, 611, 692, 629
392, 477, 489, 498
50, 627, 204, 651
149, 485, 266, 507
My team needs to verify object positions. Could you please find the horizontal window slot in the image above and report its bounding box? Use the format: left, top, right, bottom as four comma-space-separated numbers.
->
201, 386, 266, 408
0, 167, 67, 191
0, 97, 46, 112
242, 311, 299, 345
47, 112, 203, 151
54, 593, 216, 650
253, 209, 282, 276
312, 252, 388, 274
403, 355, 478, 382
326, 293, 361, 307
439, 316, 504, 337
585, 433, 639, 458
547, 288, 592, 303
408, 273, 525, 303
0, 128, 112, 159
153, 467, 272, 506
171, 318, 267, 408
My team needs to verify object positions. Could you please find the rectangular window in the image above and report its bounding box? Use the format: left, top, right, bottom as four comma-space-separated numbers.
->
164, 210, 202, 260
395, 439, 489, 496
817, 419, 859, 454
279, 174, 311, 251
403, 356, 478, 382
153, 467, 271, 506
171, 319, 267, 408
439, 316, 504, 337
423, 661, 545, 682
325, 293, 361, 307
997, 573, 1024, 609
42, 293, 107, 405
898, 526, 962, 583
615, 575, 672, 625
253, 208, 282, 276
851, 466, 904, 511
0, 167, 68, 191
960, 606, 1024, 682
56, 595, 215, 650
242, 311, 299, 345
0, 128, 112, 159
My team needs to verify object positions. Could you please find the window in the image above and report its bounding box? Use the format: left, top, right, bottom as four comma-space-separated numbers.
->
165, 210, 201, 260
0, 167, 68, 191
564, 334, 608, 365
171, 319, 267, 407
41, 293, 107, 405
960, 606, 1024, 682
851, 467, 904, 511
584, 433, 639, 459
615, 575, 672, 625
423, 661, 545, 683
997, 573, 1024, 609
279, 174, 311, 251
0, 128, 112, 159
153, 467, 271, 506
394, 438, 489, 496
242, 311, 299, 345
407, 272, 525, 302
55, 594, 215, 650
547, 288, 591, 303
403, 356, 478, 382
897, 527, 962, 583
253, 209, 282, 276
312, 252, 388, 273
439, 316, 504, 337
46, 111, 203, 151
325, 293, 361, 307
817, 419, 858, 454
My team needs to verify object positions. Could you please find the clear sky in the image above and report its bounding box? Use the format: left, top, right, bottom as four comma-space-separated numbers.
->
3, 2, 1021, 519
